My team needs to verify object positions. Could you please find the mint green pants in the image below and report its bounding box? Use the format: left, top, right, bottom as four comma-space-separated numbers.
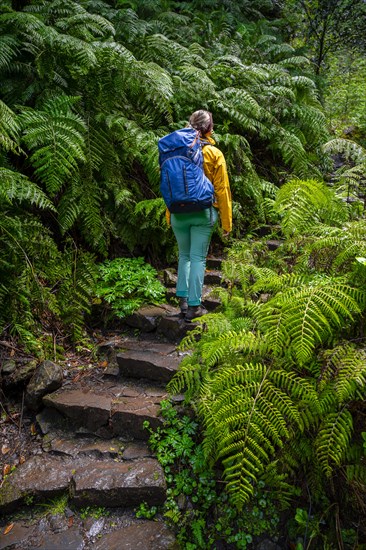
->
171, 207, 218, 306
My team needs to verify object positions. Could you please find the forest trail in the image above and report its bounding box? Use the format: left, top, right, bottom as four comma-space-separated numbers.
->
0, 259, 224, 550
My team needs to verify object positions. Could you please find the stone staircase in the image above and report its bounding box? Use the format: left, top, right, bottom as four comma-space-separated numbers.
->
0, 258, 224, 549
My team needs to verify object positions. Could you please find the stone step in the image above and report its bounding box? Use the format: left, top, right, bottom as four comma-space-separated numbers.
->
42, 380, 167, 440
206, 255, 225, 270
162, 266, 225, 288
116, 343, 182, 383
93, 521, 178, 550
0, 454, 166, 514
43, 433, 153, 461
0, 517, 177, 550
124, 305, 196, 342
165, 288, 221, 312
124, 304, 178, 333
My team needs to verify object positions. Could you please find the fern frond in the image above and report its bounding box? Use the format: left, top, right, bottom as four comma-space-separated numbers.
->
273, 179, 349, 238
278, 56, 310, 68
319, 345, 366, 403
257, 279, 363, 364
55, 12, 115, 41
0, 168, 55, 211
301, 220, 366, 274
323, 138, 366, 164
166, 357, 203, 400
271, 131, 310, 178
198, 361, 312, 507
0, 34, 19, 71
200, 330, 263, 367
316, 410, 353, 477
0, 100, 20, 153
19, 96, 86, 195
220, 87, 261, 118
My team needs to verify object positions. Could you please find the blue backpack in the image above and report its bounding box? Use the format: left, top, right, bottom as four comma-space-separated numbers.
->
158, 127, 214, 213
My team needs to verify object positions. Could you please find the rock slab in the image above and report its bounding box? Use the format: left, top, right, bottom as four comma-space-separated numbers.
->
0, 455, 166, 513
71, 458, 166, 507
93, 521, 178, 550
116, 348, 181, 382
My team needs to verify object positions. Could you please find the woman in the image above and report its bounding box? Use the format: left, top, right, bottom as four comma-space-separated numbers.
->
168, 110, 232, 322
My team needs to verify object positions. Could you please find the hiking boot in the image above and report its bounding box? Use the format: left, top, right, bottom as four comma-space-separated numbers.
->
185, 305, 208, 322
179, 297, 188, 316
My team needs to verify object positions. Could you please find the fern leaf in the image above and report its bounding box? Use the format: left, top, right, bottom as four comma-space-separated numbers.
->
0, 168, 55, 211
19, 96, 86, 195
316, 410, 353, 477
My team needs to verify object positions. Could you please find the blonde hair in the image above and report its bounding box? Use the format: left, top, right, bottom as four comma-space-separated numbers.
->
188, 110, 213, 136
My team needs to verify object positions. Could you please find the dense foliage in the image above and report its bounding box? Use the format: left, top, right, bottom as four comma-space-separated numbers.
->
1, 0, 366, 546
0, 0, 331, 348
167, 179, 366, 546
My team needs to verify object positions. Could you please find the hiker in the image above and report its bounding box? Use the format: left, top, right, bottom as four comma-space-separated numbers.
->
160, 110, 232, 321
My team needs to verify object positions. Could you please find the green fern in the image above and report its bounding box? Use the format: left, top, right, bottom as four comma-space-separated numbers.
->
256, 277, 364, 364
299, 220, 366, 275
273, 179, 349, 238
315, 410, 353, 477
19, 95, 86, 195
197, 362, 318, 507
0, 99, 20, 153
0, 168, 55, 211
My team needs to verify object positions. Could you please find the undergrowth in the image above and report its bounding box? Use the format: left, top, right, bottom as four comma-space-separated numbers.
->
144, 400, 281, 549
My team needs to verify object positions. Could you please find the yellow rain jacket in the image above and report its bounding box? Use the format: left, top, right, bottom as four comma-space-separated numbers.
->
165, 135, 232, 233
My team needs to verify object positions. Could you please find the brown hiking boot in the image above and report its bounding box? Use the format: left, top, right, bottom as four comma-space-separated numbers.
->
185, 305, 208, 322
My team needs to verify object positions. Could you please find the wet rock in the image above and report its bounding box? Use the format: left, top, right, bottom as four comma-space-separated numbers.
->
206, 256, 224, 269
116, 349, 181, 382
204, 270, 223, 286
93, 521, 178, 550
111, 396, 162, 440
0, 455, 75, 513
36, 407, 69, 435
47, 513, 67, 533
25, 360, 63, 411
1, 360, 16, 375
157, 315, 194, 342
71, 458, 166, 507
124, 305, 177, 332
266, 240, 283, 251
43, 389, 111, 433
36, 527, 85, 550
121, 441, 152, 460
163, 268, 177, 287
166, 286, 221, 313
46, 436, 123, 459
202, 294, 221, 312
86, 518, 105, 538
3, 359, 38, 389
0, 522, 36, 550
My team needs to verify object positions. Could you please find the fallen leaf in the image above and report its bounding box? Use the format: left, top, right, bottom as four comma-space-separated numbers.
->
100, 360, 108, 368
68, 516, 74, 528
3, 523, 14, 535
3, 464, 11, 476
1, 445, 10, 455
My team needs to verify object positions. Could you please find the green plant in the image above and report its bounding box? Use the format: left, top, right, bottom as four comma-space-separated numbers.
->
146, 400, 280, 548
79, 506, 109, 520
37, 494, 69, 516
135, 502, 157, 519
95, 257, 166, 318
